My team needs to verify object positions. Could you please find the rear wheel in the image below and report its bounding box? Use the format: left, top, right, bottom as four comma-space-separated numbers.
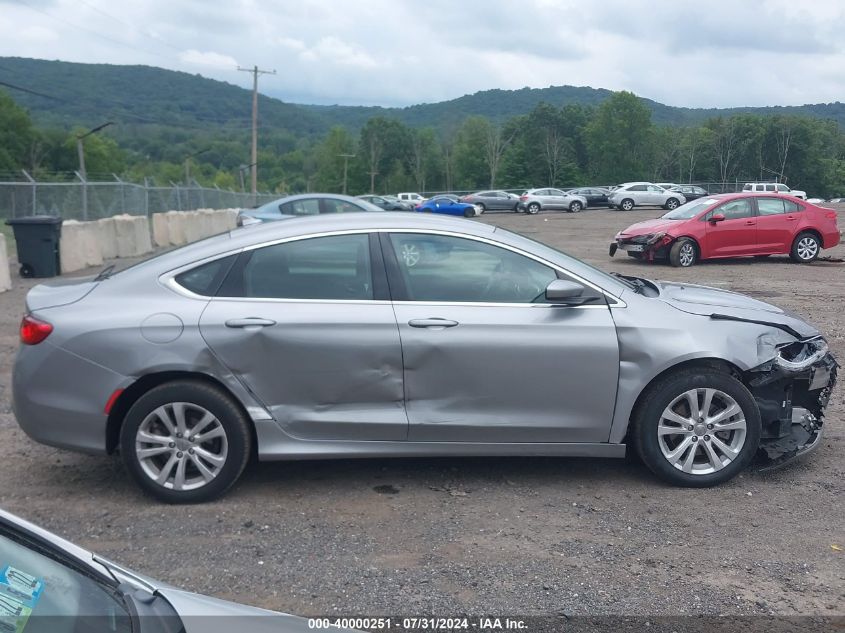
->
665, 197, 680, 210
569, 201, 583, 213
790, 232, 820, 263
632, 368, 761, 487
620, 199, 634, 211
669, 238, 697, 267
527, 202, 541, 215
475, 203, 486, 213
120, 381, 252, 503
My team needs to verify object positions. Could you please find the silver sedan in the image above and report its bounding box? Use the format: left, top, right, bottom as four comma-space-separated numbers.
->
13, 213, 837, 502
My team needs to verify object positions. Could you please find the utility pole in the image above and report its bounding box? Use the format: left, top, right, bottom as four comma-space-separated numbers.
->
76, 121, 113, 220
338, 153, 355, 195
237, 65, 276, 203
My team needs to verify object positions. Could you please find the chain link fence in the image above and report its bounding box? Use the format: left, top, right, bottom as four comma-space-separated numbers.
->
0, 174, 280, 221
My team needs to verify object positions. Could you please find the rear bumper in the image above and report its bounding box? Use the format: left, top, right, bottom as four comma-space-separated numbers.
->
12, 341, 127, 455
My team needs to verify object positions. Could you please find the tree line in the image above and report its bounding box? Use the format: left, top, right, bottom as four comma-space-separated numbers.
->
2, 89, 844, 198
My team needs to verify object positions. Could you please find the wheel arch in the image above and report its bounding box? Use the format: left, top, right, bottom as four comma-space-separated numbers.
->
669, 234, 701, 256
105, 370, 257, 456
793, 228, 822, 245
618, 357, 744, 443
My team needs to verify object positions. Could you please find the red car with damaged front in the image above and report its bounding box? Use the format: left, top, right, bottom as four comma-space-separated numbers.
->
609, 192, 840, 267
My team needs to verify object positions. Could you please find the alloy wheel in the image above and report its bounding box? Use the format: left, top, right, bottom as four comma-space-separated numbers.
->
135, 402, 229, 491
657, 388, 747, 475
679, 242, 695, 266
796, 236, 819, 261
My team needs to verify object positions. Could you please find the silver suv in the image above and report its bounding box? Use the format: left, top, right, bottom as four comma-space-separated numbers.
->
518, 188, 589, 214
608, 182, 686, 211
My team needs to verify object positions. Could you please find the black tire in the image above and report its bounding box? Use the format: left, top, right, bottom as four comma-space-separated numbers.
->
19, 264, 34, 278
664, 197, 680, 210
789, 231, 821, 263
631, 367, 761, 487
569, 201, 583, 213
120, 380, 252, 503
620, 199, 634, 211
669, 238, 697, 267
527, 202, 541, 215
463, 208, 474, 218
513, 203, 520, 213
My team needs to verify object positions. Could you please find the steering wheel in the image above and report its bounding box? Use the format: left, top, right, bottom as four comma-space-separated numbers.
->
481, 261, 543, 302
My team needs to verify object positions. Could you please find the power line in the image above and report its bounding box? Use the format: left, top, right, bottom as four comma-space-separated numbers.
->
12, 0, 177, 63
74, 0, 185, 53
0, 80, 64, 101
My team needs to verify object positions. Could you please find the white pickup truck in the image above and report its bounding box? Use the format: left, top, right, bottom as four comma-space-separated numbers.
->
397, 192, 426, 206
743, 182, 807, 200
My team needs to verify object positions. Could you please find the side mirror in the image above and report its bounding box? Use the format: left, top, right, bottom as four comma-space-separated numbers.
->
709, 213, 726, 223
545, 279, 590, 305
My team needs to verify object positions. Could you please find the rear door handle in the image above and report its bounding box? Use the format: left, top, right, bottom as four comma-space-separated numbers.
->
745, 221, 756, 225
408, 318, 459, 329
225, 318, 276, 328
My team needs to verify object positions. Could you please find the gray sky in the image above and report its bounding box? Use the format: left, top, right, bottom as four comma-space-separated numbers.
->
1, 0, 843, 109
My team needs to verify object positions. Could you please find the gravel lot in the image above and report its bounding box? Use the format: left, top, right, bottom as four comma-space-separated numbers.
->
0, 206, 843, 617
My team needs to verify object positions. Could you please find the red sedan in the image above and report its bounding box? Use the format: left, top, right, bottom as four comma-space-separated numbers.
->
609, 193, 840, 267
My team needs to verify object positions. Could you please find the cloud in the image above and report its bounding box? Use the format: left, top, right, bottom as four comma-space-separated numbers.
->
178, 49, 239, 71
0, 0, 843, 109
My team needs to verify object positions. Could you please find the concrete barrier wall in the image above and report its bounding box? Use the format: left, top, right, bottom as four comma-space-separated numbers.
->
113, 214, 152, 258
151, 208, 238, 248
60, 220, 104, 274
0, 235, 11, 293
53, 208, 239, 277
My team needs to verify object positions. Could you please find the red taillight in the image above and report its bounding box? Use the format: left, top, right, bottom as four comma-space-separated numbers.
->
20, 315, 53, 345
825, 212, 837, 220
520, 195, 528, 201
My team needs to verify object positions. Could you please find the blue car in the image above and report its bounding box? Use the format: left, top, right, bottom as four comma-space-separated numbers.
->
416, 195, 481, 218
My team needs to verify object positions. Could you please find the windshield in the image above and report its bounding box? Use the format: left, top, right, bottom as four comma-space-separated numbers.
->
0, 529, 132, 632
661, 197, 719, 220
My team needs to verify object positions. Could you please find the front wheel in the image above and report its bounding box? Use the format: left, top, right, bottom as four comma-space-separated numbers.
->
464, 208, 474, 218
790, 232, 820, 263
632, 368, 761, 487
669, 238, 697, 267
120, 381, 252, 503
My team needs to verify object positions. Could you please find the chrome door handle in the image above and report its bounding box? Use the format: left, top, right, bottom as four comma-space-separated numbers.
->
225, 318, 276, 328
408, 318, 459, 329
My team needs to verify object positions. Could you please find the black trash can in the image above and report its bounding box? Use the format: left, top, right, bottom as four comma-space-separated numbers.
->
5, 216, 63, 278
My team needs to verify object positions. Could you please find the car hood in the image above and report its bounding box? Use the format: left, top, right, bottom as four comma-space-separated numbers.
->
616, 218, 680, 237
155, 588, 319, 633
657, 281, 819, 338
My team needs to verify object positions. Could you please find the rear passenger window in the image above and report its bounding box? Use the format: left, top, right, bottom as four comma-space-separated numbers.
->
764, 184, 776, 192
237, 234, 373, 300
175, 254, 237, 296
281, 199, 321, 215
784, 200, 802, 213
757, 198, 785, 216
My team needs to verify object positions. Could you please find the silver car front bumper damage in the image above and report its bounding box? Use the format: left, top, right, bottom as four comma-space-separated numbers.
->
746, 351, 838, 470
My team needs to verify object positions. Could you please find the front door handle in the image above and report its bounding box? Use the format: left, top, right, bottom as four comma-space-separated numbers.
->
745, 220, 756, 225
408, 318, 459, 329
786, 215, 797, 221
225, 318, 276, 328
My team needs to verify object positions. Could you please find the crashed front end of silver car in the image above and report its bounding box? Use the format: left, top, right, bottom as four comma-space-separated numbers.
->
746, 335, 838, 469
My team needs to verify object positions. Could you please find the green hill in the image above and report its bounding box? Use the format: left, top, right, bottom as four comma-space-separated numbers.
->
2, 57, 844, 136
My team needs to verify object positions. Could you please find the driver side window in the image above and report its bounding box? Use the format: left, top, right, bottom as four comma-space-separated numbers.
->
387, 233, 558, 303
713, 198, 753, 220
